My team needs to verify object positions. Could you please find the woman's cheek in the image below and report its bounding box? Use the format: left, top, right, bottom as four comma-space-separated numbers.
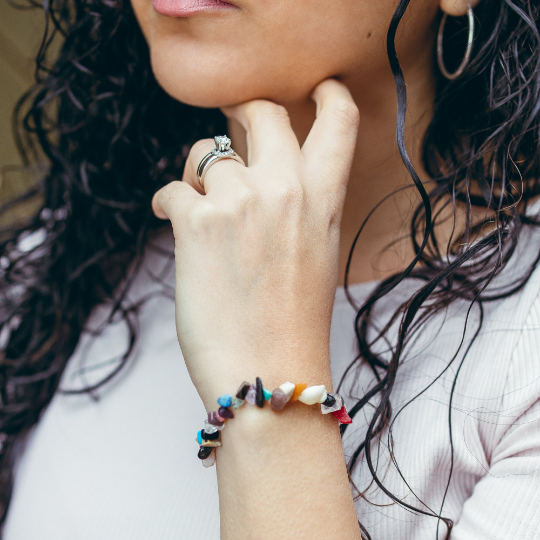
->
129, 0, 398, 108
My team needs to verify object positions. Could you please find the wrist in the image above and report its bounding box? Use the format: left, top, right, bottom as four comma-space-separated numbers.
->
198, 354, 334, 410
211, 378, 361, 540
222, 389, 340, 444
196, 370, 352, 467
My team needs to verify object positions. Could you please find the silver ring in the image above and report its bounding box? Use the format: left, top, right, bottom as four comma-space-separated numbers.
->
196, 135, 245, 188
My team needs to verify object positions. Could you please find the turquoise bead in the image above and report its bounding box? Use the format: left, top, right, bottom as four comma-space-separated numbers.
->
217, 394, 232, 408
263, 388, 272, 401
197, 430, 203, 445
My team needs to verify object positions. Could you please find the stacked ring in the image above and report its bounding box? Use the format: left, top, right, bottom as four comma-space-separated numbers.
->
196, 135, 246, 189
196, 377, 352, 468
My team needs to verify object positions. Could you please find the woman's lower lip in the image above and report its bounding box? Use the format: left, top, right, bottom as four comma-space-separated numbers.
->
152, 0, 237, 17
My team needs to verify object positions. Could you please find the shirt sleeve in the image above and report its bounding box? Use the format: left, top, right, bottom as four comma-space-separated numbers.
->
451, 292, 540, 539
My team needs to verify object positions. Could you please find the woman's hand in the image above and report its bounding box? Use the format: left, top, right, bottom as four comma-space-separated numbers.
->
152, 78, 362, 540
152, 78, 359, 407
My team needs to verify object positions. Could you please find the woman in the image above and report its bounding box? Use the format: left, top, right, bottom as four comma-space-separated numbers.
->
1, 0, 539, 538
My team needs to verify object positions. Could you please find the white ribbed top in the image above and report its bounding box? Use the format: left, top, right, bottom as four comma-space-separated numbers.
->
3, 224, 540, 540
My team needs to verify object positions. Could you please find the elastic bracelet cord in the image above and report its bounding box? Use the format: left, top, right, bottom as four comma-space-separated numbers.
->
196, 377, 352, 468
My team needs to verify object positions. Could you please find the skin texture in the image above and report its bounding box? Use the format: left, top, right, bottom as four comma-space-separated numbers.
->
135, 0, 481, 538
134, 0, 480, 286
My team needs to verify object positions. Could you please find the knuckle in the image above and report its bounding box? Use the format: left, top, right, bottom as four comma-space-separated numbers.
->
219, 185, 258, 218
158, 181, 183, 201
232, 185, 258, 211
331, 99, 360, 128
186, 202, 218, 231
187, 187, 258, 232
273, 181, 305, 206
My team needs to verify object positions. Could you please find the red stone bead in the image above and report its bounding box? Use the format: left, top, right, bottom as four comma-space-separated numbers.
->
331, 406, 352, 424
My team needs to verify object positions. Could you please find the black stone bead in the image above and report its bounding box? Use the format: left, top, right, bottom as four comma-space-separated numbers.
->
201, 429, 220, 441
322, 394, 336, 407
236, 381, 251, 400
198, 446, 213, 460
255, 377, 265, 408
218, 406, 234, 419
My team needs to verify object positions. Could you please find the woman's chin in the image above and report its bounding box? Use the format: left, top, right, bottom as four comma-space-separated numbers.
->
150, 60, 315, 109
152, 73, 250, 109
154, 79, 316, 110
158, 87, 232, 109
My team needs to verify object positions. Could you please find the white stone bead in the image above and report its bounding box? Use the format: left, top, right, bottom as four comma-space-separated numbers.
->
279, 382, 295, 401
202, 451, 216, 468
318, 388, 328, 404
298, 385, 327, 405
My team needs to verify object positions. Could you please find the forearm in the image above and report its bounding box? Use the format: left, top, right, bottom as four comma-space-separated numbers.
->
153, 78, 364, 539
212, 364, 362, 540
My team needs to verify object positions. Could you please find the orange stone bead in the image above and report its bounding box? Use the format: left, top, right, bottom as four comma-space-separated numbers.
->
290, 383, 307, 401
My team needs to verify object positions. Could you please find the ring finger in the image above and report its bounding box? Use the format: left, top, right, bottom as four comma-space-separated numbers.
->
182, 138, 248, 196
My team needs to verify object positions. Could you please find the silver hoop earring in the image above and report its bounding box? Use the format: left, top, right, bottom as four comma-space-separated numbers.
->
437, 3, 475, 80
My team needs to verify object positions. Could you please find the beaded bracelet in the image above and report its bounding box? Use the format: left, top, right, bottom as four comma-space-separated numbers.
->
196, 377, 352, 468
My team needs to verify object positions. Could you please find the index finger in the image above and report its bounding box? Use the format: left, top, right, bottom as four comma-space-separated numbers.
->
301, 79, 360, 180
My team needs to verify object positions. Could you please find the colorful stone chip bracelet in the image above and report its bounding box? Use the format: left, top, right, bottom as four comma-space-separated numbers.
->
196, 377, 352, 468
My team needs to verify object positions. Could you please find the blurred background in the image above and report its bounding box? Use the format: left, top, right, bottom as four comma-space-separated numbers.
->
0, 1, 46, 219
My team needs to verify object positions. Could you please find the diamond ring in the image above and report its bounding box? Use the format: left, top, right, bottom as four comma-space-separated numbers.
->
196, 136, 246, 189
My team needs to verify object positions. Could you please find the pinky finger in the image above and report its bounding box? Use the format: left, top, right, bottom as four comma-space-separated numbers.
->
152, 181, 203, 224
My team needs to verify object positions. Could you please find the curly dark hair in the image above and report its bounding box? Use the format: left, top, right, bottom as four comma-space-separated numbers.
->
1, 0, 539, 538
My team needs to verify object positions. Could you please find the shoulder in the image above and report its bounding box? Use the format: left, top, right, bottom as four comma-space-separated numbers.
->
449, 228, 540, 539
452, 223, 540, 451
